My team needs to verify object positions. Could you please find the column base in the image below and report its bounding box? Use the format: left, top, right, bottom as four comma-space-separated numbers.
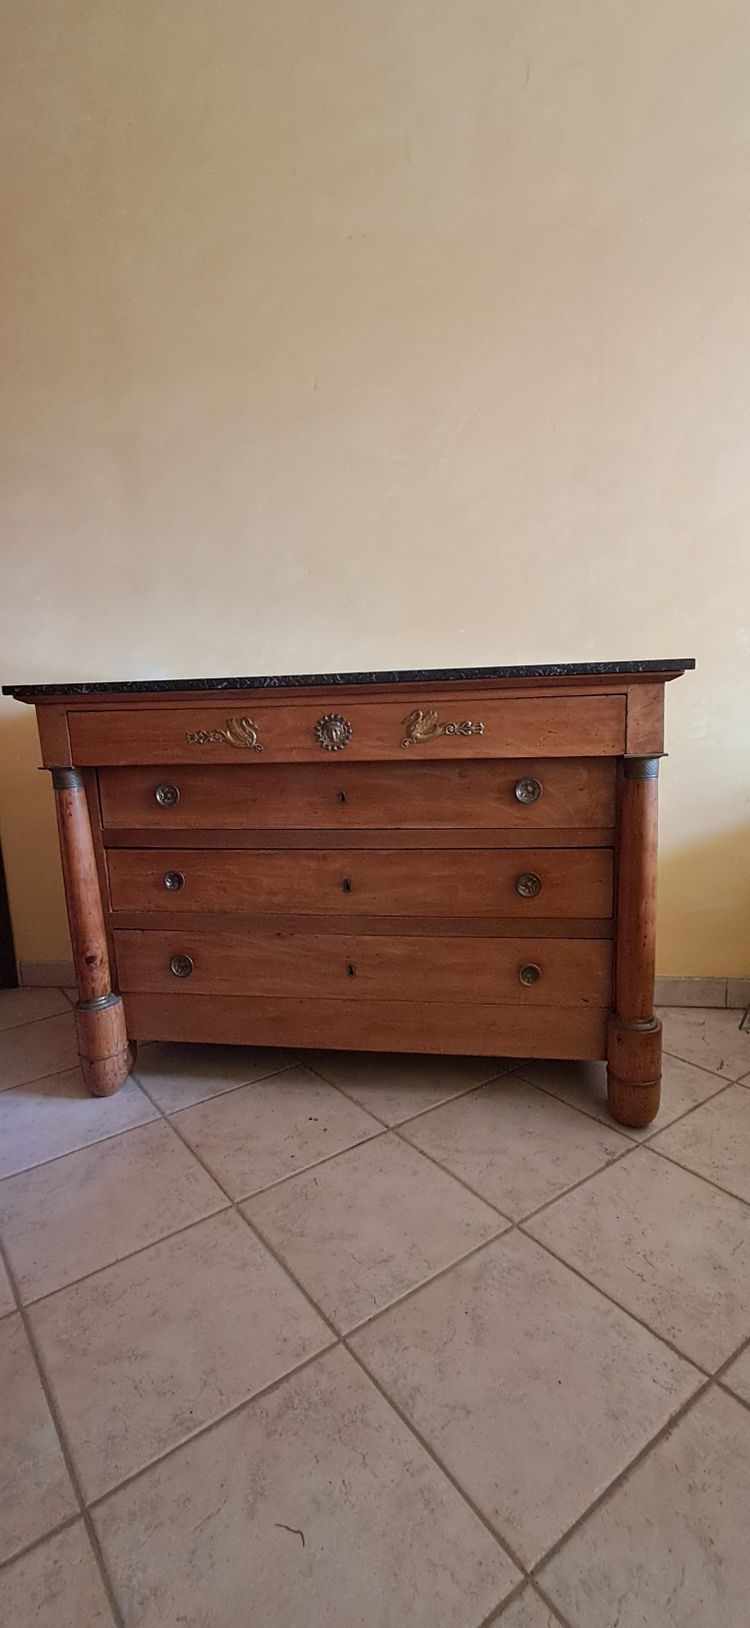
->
74, 994, 131, 1097
606, 1015, 662, 1128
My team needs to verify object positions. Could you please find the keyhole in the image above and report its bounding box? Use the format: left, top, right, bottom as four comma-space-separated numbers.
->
346, 962, 356, 977
337, 789, 347, 804
342, 878, 352, 893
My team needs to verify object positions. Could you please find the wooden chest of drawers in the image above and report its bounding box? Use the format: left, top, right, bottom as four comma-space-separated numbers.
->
4, 659, 693, 1127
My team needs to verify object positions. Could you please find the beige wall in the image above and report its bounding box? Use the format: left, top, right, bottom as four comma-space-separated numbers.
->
1, 0, 748, 975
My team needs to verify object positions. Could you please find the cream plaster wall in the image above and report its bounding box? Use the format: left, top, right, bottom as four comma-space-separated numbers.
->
0, 0, 748, 973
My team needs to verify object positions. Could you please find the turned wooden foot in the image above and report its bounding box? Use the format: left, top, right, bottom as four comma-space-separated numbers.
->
75, 996, 131, 1097
607, 1015, 662, 1127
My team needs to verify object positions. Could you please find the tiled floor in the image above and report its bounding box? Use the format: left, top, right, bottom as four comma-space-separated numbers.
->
0, 997, 749, 1627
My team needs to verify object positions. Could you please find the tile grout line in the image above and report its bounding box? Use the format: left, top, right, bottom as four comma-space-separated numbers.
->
533, 1334, 750, 1588
715, 1329, 750, 1413
5, 1145, 748, 1614
0, 1233, 127, 1626
520, 1580, 578, 1628
86, 1343, 340, 1515
0, 1003, 75, 1036
659, 1042, 750, 1085
165, 1111, 390, 1199
6, 1199, 235, 1313
130, 1052, 301, 1113
297, 1049, 521, 1129
4, 1033, 749, 1608
0, 1057, 300, 1183
249, 1191, 510, 1341
299, 1055, 662, 1235
342, 1333, 529, 1579
516, 1062, 735, 1144
143, 1054, 734, 1379
529, 1373, 720, 1585
516, 1222, 716, 1379
644, 1136, 750, 1209
0, 1097, 168, 1182
0, 1513, 82, 1581
12, 1068, 527, 1582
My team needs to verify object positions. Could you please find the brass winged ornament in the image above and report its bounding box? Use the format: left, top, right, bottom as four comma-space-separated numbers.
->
185, 716, 263, 751
401, 709, 485, 748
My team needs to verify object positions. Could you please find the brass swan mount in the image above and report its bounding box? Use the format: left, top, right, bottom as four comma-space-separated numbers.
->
401, 709, 485, 748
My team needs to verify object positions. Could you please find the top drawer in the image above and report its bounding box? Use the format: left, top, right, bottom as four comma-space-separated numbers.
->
69, 693, 625, 765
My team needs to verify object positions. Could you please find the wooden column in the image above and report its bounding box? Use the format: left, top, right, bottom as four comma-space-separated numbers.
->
607, 756, 662, 1127
51, 768, 130, 1096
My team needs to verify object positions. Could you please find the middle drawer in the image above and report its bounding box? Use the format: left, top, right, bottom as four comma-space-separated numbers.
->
108, 846, 613, 919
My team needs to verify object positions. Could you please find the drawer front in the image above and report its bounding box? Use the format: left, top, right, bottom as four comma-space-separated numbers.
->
99, 758, 616, 831
108, 847, 614, 919
115, 930, 612, 1007
71, 693, 625, 765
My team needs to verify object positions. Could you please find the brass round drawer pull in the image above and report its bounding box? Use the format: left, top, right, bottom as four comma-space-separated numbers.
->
515, 871, 542, 899
514, 777, 543, 805
163, 871, 185, 892
169, 953, 193, 978
518, 963, 542, 986
155, 783, 180, 808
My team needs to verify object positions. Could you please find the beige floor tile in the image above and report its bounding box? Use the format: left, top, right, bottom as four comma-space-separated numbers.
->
0, 1120, 227, 1302
351, 1232, 698, 1568
133, 1039, 294, 1112
0, 1523, 116, 1628
490, 1586, 559, 1627
721, 1342, 750, 1406
300, 1048, 511, 1125
245, 1133, 506, 1332
526, 1148, 750, 1371
30, 1209, 330, 1500
94, 1346, 519, 1628
174, 1064, 381, 1199
658, 1006, 750, 1081
0, 1013, 79, 1092
0, 1314, 76, 1564
649, 1084, 750, 1203
0, 988, 71, 1033
401, 1076, 630, 1219
541, 1388, 750, 1628
0, 1070, 158, 1179
0, 1250, 15, 1316
518, 1051, 727, 1139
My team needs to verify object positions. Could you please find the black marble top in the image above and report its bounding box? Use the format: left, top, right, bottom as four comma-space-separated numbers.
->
3, 659, 694, 699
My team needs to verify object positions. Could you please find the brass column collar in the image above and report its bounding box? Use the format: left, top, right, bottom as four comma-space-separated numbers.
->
623, 757, 660, 780
49, 767, 84, 791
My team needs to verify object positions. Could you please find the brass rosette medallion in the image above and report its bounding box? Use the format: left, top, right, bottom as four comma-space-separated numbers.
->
314, 713, 353, 752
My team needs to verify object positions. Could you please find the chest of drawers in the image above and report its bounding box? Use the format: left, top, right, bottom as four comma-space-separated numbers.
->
4, 659, 693, 1127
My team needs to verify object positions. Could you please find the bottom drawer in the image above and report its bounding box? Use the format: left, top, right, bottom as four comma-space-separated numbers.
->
123, 992, 608, 1061
115, 929, 611, 1007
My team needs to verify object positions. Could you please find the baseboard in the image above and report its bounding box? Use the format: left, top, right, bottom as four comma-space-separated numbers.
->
655, 976, 750, 1009
18, 959, 75, 988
